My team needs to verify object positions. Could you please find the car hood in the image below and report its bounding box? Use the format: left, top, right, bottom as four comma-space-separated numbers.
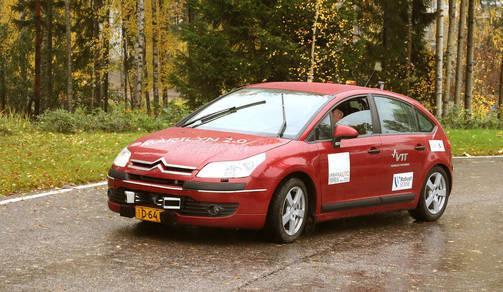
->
127, 127, 290, 168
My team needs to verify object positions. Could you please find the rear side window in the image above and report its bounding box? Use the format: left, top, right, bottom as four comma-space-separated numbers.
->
374, 96, 418, 133
416, 110, 435, 132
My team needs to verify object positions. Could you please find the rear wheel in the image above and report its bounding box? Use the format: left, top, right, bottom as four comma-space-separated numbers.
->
409, 166, 450, 221
268, 178, 308, 243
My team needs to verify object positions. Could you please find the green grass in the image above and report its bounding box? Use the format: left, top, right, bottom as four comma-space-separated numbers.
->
446, 129, 503, 156
0, 128, 501, 197
0, 131, 145, 196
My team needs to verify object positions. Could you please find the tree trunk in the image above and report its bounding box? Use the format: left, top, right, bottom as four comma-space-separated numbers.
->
43, 0, 53, 110
307, 0, 321, 83
464, 0, 475, 116
454, 0, 467, 107
33, 0, 42, 116
65, 0, 73, 111
144, 48, 150, 115
163, 87, 168, 107
0, 63, 5, 111
91, 0, 98, 109
434, 0, 444, 118
102, 5, 110, 112
405, 0, 413, 93
121, 0, 129, 110
134, 0, 145, 109
152, 0, 160, 115
443, 0, 456, 117
498, 55, 502, 120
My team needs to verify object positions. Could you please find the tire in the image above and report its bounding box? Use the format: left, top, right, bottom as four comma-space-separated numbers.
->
268, 178, 309, 243
409, 166, 450, 221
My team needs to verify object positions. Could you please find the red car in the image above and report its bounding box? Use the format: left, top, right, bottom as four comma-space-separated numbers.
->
107, 82, 452, 243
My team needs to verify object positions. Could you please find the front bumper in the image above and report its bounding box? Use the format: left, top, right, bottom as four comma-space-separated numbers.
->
107, 168, 270, 229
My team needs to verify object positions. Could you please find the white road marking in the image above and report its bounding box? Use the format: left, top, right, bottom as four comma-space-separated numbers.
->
453, 155, 503, 159
0, 181, 107, 206
1, 155, 502, 206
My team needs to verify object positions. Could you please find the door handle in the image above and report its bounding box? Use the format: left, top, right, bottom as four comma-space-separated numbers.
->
368, 147, 380, 154
415, 144, 426, 151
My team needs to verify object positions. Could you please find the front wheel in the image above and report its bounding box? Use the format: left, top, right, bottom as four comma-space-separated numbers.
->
268, 178, 309, 243
409, 166, 450, 221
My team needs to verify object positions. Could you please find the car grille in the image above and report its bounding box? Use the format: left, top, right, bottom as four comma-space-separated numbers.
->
127, 173, 184, 187
130, 159, 195, 176
108, 189, 238, 217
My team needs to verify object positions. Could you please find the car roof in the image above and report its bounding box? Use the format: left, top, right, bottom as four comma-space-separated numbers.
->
246, 82, 376, 95
245, 81, 421, 107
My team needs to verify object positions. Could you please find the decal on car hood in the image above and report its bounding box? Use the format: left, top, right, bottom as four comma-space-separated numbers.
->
127, 127, 290, 168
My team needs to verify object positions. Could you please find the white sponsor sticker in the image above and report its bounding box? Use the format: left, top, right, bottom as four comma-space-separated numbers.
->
392, 172, 414, 191
429, 140, 445, 152
328, 152, 350, 185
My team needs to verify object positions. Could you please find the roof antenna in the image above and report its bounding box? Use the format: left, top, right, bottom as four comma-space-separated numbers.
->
364, 61, 382, 87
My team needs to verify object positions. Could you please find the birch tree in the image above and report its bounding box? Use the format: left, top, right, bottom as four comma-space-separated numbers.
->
134, 0, 145, 109
454, 0, 467, 107
443, 0, 456, 116
464, 0, 475, 116
151, 0, 160, 115
307, 0, 322, 83
435, 0, 445, 117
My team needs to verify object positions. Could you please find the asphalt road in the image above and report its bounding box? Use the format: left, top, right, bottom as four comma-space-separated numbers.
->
1, 158, 502, 291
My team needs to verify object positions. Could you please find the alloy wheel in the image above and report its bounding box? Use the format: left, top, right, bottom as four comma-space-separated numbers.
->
424, 172, 447, 215
281, 186, 306, 236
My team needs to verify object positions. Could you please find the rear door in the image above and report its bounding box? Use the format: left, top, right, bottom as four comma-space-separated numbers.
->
372, 95, 429, 197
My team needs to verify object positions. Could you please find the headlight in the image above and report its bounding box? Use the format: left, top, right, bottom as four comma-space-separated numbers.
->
197, 153, 266, 179
113, 147, 131, 167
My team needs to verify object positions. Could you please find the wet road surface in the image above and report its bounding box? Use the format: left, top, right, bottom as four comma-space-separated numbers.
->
1, 158, 502, 291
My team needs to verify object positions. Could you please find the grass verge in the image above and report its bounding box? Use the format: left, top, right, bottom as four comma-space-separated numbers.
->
446, 129, 503, 156
0, 128, 501, 197
0, 131, 145, 196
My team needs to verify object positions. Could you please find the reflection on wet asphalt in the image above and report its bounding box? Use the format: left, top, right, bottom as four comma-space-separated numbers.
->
1, 158, 502, 291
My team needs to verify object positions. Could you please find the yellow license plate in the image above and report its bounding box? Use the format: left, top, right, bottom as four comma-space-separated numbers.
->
135, 206, 163, 223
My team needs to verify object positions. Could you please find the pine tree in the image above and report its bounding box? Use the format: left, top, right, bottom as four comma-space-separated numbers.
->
33, 0, 42, 116
65, 0, 73, 111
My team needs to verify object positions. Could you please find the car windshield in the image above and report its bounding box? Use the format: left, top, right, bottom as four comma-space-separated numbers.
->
183, 88, 331, 138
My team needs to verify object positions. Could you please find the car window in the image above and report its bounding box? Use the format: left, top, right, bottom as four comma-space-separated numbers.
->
334, 96, 373, 135
374, 96, 418, 133
308, 114, 332, 141
416, 109, 435, 132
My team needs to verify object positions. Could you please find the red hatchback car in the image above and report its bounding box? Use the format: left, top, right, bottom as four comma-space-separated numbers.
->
107, 82, 453, 243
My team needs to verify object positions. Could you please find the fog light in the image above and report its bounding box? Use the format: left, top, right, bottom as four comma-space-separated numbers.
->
208, 205, 223, 216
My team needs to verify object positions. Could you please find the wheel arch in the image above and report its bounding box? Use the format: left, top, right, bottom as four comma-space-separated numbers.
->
434, 163, 453, 194
267, 170, 318, 223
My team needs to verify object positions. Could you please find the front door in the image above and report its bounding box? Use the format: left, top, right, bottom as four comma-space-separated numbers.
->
314, 95, 387, 212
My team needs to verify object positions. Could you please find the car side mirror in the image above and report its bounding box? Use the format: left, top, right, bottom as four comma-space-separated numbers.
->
332, 125, 359, 147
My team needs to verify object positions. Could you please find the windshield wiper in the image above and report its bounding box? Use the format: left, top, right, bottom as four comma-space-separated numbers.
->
278, 93, 287, 137
182, 100, 266, 128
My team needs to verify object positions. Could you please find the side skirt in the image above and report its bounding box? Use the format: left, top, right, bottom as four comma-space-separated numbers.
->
321, 193, 415, 213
